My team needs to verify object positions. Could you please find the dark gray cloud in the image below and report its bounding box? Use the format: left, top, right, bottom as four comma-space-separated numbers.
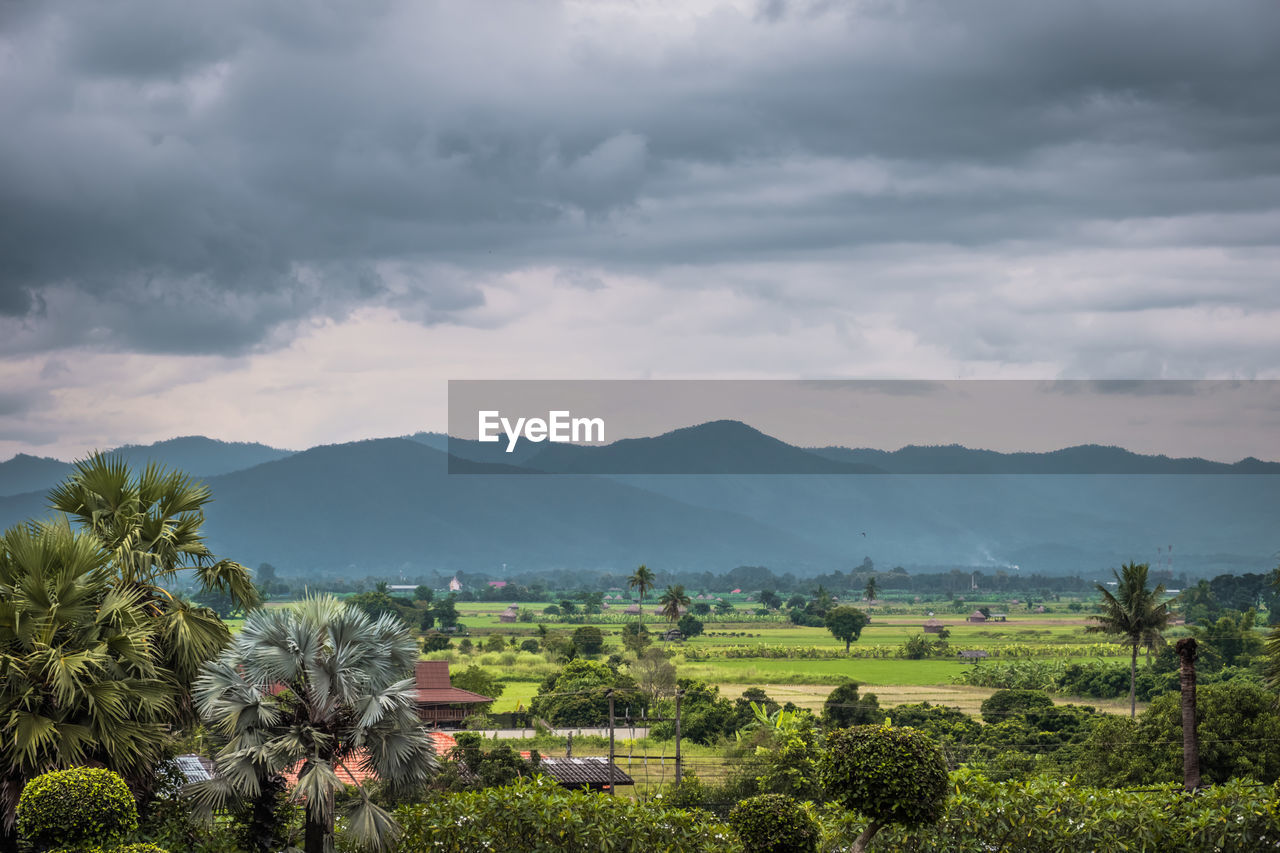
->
1, 0, 1279, 362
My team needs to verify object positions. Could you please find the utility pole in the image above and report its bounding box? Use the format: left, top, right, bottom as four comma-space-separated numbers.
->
607, 689, 616, 795
674, 688, 684, 785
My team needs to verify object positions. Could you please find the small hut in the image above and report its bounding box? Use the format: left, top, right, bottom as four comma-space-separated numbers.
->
967, 610, 987, 623
498, 605, 520, 623
923, 617, 945, 634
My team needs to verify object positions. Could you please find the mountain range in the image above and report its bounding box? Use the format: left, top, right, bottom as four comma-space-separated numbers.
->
0, 423, 1276, 577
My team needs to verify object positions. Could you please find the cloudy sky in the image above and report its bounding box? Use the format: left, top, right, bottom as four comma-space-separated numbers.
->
3, 0, 1279, 460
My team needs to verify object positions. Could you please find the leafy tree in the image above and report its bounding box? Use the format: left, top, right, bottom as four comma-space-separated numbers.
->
433, 595, 459, 629
821, 724, 949, 853
0, 520, 172, 850
822, 682, 880, 728
658, 584, 690, 624
621, 621, 652, 656
1087, 561, 1169, 717
677, 614, 704, 638
558, 599, 578, 616
691, 601, 711, 615
191, 596, 436, 853
1191, 609, 1262, 669
825, 605, 870, 652
571, 625, 604, 656
979, 690, 1054, 723
48, 454, 259, 726
714, 600, 734, 614
422, 630, 452, 652
864, 576, 878, 601
529, 659, 644, 727
433, 733, 539, 792
451, 666, 504, 712
414, 584, 434, 603
628, 565, 656, 628
348, 587, 411, 621
785, 594, 806, 611
758, 589, 783, 610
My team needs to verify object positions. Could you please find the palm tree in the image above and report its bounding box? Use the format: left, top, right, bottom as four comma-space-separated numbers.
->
1087, 561, 1169, 717
1176, 637, 1201, 791
628, 564, 656, 628
864, 576, 878, 602
48, 454, 259, 723
658, 584, 690, 624
0, 519, 173, 851
191, 596, 436, 853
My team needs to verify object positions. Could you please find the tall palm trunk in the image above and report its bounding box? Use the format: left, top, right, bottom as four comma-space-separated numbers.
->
1177, 637, 1201, 791
1129, 642, 1138, 718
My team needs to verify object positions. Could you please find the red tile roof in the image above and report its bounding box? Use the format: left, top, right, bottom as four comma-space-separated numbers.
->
282, 733, 458, 789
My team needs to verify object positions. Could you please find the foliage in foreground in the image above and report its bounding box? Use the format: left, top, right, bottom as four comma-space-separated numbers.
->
393, 777, 739, 852
727, 794, 818, 853
17, 768, 138, 852
816, 770, 1280, 853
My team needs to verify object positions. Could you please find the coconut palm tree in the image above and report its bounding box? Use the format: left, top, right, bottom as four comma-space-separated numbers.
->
628, 564, 656, 628
658, 584, 690, 624
864, 576, 878, 602
191, 596, 436, 853
0, 519, 173, 851
1087, 561, 1169, 717
48, 453, 259, 722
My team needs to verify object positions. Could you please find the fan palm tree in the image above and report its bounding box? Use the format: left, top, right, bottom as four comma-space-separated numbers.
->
1086, 561, 1169, 717
658, 584, 690, 624
191, 596, 437, 853
628, 565, 656, 629
48, 453, 259, 722
0, 519, 173, 851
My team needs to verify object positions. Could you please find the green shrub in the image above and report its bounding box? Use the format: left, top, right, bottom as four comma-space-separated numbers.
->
17, 768, 139, 852
979, 689, 1054, 722
394, 777, 738, 852
820, 724, 948, 848
664, 773, 708, 810
111, 845, 170, 853
727, 794, 817, 853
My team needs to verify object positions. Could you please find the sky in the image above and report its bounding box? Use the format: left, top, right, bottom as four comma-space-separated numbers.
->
3, 0, 1280, 460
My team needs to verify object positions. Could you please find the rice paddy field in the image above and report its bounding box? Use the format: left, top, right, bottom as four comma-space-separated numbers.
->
418, 595, 1161, 718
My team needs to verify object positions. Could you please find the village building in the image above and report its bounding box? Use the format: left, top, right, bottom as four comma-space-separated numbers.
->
412, 661, 492, 727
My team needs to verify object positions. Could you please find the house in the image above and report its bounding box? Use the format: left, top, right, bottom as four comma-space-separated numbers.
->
412, 661, 492, 727
923, 617, 945, 634
967, 610, 987, 623
487, 581, 508, 589
660, 628, 684, 642
498, 605, 520, 623
988, 612, 1008, 622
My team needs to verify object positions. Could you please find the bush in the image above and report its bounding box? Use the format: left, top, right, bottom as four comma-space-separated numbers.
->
820, 724, 948, 845
394, 777, 735, 852
979, 689, 1055, 722
18, 768, 139, 851
727, 794, 817, 853
520, 639, 540, 653
572, 626, 605, 655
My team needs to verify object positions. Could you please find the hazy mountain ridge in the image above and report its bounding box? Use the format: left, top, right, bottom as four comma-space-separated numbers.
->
0, 423, 1275, 576
0, 436, 293, 497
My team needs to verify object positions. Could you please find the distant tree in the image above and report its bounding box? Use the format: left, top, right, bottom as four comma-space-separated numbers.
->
572, 625, 604, 655
821, 725, 949, 853
692, 601, 712, 615
759, 589, 783, 610
715, 600, 735, 614
621, 621, 652, 656
348, 587, 410, 621
529, 659, 644, 727
628, 565, 656, 628
414, 585, 434, 603
659, 584, 691, 624
677, 614, 704, 638
865, 576, 878, 601
451, 666, 504, 712
423, 631, 452, 652
559, 599, 578, 616
822, 682, 880, 728
433, 595, 460, 629
1087, 561, 1170, 717
825, 605, 871, 653
631, 647, 677, 701
786, 594, 807, 610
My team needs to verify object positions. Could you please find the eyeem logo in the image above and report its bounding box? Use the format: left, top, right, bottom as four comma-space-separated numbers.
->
478, 410, 605, 452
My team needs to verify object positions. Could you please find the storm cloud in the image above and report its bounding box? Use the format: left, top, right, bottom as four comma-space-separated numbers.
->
2, 0, 1280, 458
